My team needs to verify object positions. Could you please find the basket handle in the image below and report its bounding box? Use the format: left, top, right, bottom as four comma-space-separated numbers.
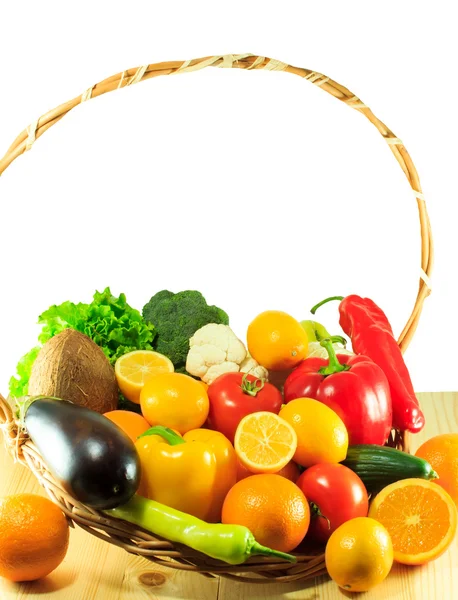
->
0, 393, 18, 449
0, 53, 432, 351
0, 393, 13, 424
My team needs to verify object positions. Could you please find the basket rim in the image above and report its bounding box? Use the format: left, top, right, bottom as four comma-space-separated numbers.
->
0, 53, 426, 583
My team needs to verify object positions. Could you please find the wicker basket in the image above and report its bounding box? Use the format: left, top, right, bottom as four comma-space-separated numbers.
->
0, 54, 433, 584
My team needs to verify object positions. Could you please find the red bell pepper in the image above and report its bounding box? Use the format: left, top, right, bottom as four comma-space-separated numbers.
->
311, 295, 425, 433
284, 339, 392, 446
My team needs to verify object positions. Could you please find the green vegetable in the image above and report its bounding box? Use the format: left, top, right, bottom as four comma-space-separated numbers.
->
300, 320, 332, 342
106, 494, 296, 565
341, 445, 438, 491
8, 346, 41, 399
300, 319, 347, 346
9, 288, 155, 399
142, 290, 229, 371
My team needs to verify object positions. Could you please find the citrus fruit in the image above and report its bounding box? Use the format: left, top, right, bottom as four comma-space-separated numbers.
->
115, 350, 174, 404
103, 410, 151, 443
325, 517, 393, 592
234, 411, 298, 474
368, 478, 457, 565
279, 398, 348, 467
222, 474, 310, 552
236, 459, 300, 482
0, 494, 69, 582
247, 310, 308, 371
198, 380, 209, 392
415, 433, 458, 505
140, 372, 209, 434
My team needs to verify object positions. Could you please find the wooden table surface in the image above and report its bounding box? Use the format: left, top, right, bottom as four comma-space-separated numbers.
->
1, 392, 457, 600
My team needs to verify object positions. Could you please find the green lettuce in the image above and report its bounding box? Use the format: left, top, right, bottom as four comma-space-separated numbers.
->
8, 346, 41, 399
9, 287, 155, 399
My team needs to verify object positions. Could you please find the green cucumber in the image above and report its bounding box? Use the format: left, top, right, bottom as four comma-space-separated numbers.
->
341, 445, 438, 491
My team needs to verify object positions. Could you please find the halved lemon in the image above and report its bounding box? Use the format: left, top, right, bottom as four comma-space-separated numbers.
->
368, 478, 458, 565
234, 411, 298, 474
115, 350, 174, 404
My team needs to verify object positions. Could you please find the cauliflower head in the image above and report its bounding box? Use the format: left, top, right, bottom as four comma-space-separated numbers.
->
307, 341, 354, 359
186, 324, 267, 384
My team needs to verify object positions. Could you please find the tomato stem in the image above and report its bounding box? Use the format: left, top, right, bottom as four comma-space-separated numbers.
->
310, 502, 331, 530
240, 372, 265, 397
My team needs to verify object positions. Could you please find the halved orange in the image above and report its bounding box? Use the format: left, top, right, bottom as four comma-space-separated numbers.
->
234, 411, 298, 474
368, 478, 458, 565
115, 350, 174, 404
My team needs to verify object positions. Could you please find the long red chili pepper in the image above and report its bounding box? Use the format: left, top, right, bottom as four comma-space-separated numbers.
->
311, 295, 425, 433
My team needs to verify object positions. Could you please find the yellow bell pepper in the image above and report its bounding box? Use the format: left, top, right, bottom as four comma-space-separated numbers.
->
135, 426, 237, 522
183, 428, 237, 522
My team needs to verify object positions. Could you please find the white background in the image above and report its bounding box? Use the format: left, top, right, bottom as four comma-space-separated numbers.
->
0, 1, 457, 393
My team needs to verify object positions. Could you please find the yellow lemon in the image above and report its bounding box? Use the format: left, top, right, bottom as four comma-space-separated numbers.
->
234, 411, 298, 474
279, 398, 348, 467
325, 517, 393, 592
115, 350, 174, 403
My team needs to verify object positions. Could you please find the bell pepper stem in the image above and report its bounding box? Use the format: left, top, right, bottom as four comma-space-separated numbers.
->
315, 331, 347, 347
137, 425, 186, 445
249, 542, 297, 563
319, 339, 351, 376
310, 296, 344, 315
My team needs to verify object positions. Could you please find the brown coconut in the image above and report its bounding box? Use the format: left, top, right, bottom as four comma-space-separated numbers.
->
28, 329, 118, 413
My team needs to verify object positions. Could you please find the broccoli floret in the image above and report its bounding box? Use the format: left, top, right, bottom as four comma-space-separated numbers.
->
142, 290, 229, 370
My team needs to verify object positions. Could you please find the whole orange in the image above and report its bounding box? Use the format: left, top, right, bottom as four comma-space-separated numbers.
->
415, 434, 458, 505
140, 372, 209, 434
221, 474, 310, 552
0, 494, 69, 582
247, 311, 308, 371
103, 410, 151, 443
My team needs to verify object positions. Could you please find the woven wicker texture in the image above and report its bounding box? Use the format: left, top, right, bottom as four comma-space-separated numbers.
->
0, 54, 429, 582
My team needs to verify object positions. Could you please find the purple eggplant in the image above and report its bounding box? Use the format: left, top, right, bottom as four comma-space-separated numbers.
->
24, 397, 141, 509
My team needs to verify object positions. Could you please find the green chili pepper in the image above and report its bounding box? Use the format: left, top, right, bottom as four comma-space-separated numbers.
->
105, 494, 296, 565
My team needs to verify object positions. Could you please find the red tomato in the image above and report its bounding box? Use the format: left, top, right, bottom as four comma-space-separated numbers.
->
296, 463, 368, 544
207, 372, 283, 443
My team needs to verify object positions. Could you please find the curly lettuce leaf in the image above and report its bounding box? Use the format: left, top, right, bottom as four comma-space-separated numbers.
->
81, 289, 155, 364
8, 346, 41, 398
38, 301, 89, 344
9, 287, 155, 399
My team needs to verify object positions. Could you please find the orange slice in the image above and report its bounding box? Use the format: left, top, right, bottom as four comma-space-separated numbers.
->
234, 411, 298, 474
368, 478, 458, 565
115, 350, 174, 404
